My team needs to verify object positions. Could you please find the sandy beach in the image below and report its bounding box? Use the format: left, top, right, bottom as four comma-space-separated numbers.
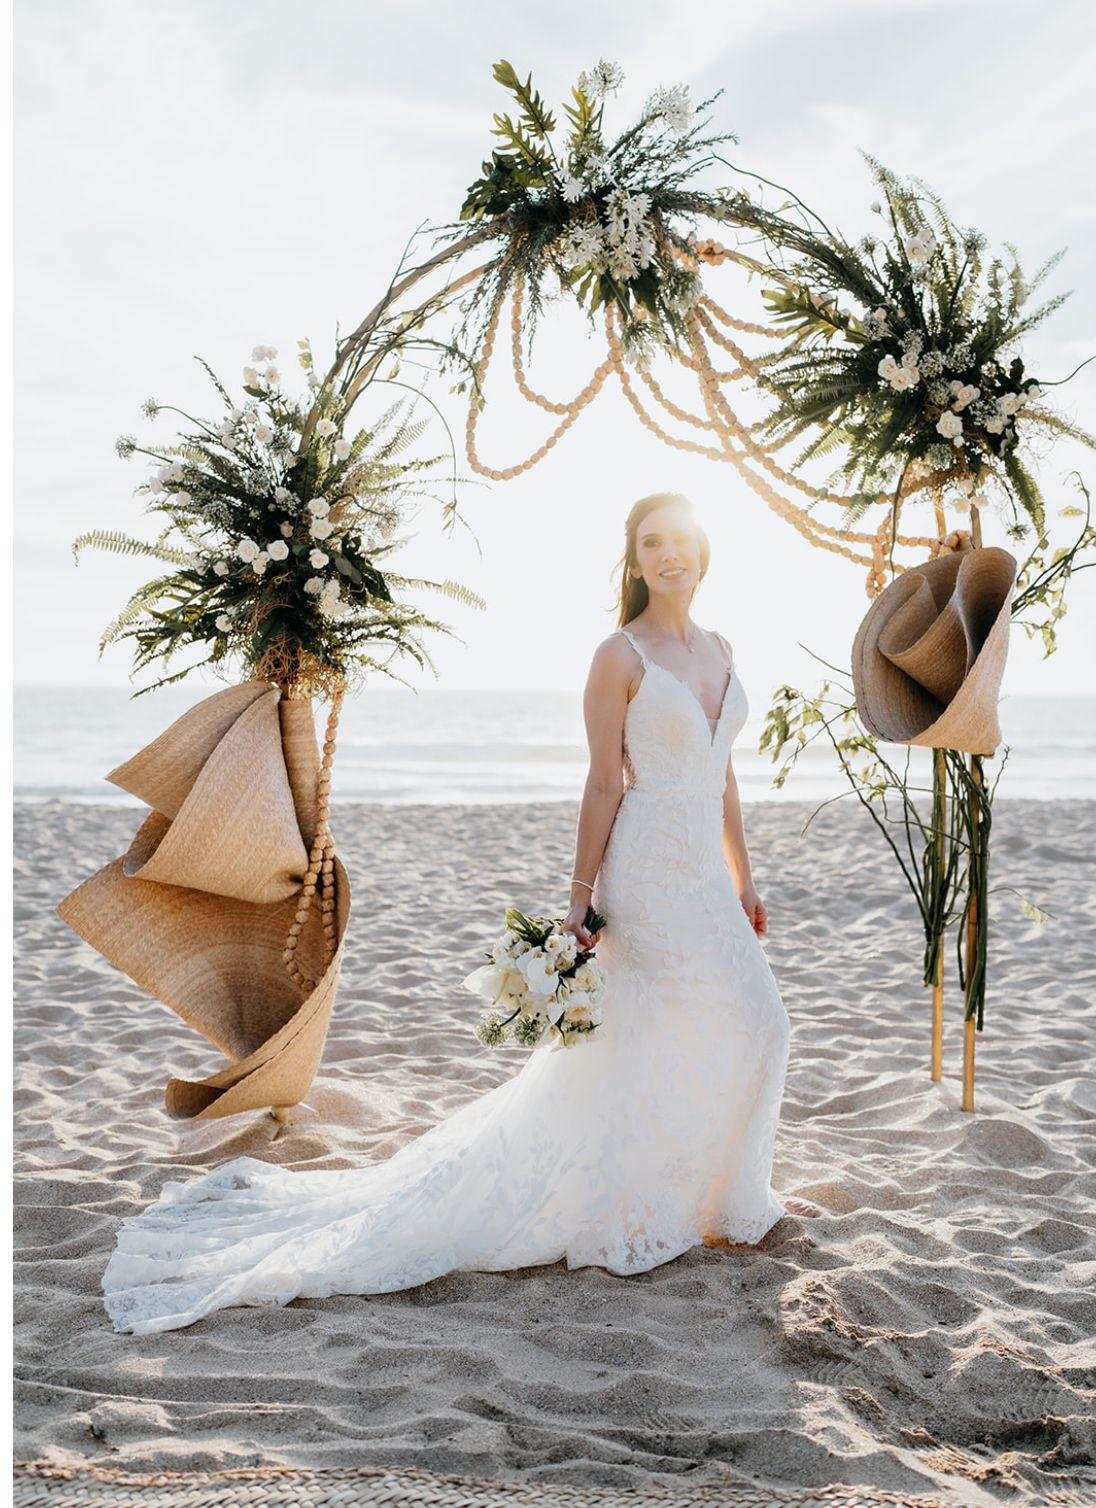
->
13, 795, 1096, 1505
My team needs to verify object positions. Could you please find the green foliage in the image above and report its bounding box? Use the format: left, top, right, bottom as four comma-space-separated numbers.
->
730, 155, 1092, 544
80, 351, 484, 697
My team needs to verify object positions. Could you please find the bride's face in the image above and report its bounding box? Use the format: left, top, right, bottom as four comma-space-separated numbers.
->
632, 506, 702, 598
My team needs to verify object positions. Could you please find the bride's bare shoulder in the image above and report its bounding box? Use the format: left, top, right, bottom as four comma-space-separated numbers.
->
587, 632, 641, 692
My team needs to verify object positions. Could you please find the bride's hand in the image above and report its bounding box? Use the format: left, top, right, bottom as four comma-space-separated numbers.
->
739, 883, 768, 937
562, 902, 601, 950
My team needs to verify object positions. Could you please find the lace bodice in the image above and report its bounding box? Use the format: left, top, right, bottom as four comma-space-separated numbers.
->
615, 627, 748, 799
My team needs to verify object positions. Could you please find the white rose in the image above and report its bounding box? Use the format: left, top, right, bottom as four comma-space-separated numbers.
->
309, 518, 333, 540
999, 392, 1020, 416
279, 520, 294, 538
242, 366, 261, 387
213, 560, 230, 576
315, 419, 337, 437
304, 576, 325, 595
1025, 383, 1042, 402
309, 548, 329, 568
236, 538, 260, 562
877, 354, 898, 379
266, 539, 289, 560
307, 497, 330, 516
264, 365, 280, 385
983, 416, 1006, 435
252, 557, 269, 576
215, 613, 232, 631
901, 351, 920, 370
274, 486, 292, 503
251, 344, 276, 362
148, 477, 164, 494
936, 411, 963, 440
889, 368, 914, 391
254, 424, 274, 444
334, 438, 352, 460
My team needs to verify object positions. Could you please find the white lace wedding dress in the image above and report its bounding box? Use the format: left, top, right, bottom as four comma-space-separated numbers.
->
102, 628, 792, 1335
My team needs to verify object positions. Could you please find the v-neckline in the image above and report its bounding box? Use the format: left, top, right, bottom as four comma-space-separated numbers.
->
622, 630, 735, 750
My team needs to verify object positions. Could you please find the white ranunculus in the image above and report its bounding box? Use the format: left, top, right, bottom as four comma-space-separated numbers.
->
304, 576, 325, 595
307, 497, 330, 516
333, 438, 352, 460
215, 613, 232, 632
279, 520, 294, 538
236, 538, 260, 562
254, 424, 274, 444
936, 411, 963, 440
309, 548, 329, 568
309, 518, 333, 540
315, 419, 337, 437
266, 539, 289, 560
213, 560, 230, 576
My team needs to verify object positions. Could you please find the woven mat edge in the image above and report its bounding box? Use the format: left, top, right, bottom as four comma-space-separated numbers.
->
11, 1456, 987, 1508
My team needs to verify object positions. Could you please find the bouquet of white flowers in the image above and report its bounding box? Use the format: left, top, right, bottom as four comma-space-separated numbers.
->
463, 904, 608, 1050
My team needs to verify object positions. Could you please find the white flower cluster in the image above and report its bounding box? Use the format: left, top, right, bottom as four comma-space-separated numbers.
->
463, 921, 607, 1047
904, 228, 937, 266
577, 59, 625, 100
643, 82, 692, 136
558, 184, 659, 284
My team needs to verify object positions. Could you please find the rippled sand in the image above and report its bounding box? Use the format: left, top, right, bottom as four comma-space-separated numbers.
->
13, 797, 1096, 1504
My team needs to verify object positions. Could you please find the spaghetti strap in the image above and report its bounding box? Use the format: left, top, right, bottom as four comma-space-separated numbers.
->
617, 628, 648, 666
714, 630, 735, 678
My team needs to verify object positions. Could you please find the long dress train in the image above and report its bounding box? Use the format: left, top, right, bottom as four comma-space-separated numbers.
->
101, 627, 792, 1335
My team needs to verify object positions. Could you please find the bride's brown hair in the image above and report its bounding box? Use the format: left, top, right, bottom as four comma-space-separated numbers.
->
612, 492, 711, 628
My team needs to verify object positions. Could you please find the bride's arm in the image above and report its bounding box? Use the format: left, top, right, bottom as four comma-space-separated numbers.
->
564, 640, 630, 939
722, 752, 767, 934
720, 752, 753, 890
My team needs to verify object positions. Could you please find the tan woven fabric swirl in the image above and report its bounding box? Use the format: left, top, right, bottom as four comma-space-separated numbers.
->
55, 680, 350, 1120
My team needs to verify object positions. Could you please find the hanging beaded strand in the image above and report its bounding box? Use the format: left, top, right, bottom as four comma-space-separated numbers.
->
283, 679, 346, 992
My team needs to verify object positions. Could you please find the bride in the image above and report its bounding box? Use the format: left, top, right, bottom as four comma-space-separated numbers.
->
102, 489, 818, 1336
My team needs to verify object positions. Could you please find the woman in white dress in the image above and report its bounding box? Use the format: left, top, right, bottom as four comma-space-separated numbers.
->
101, 490, 817, 1336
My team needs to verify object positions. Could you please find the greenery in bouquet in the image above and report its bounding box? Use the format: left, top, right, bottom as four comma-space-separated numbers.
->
440, 57, 747, 376
727, 154, 1095, 546
74, 339, 486, 698
463, 903, 608, 1049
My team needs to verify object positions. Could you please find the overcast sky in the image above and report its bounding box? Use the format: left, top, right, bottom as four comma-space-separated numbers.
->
14, 0, 1096, 699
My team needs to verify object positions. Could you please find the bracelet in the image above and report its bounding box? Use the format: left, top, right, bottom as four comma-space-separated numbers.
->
570, 877, 595, 891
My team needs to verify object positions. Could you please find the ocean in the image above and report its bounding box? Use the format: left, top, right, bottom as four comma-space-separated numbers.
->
13, 685, 1095, 807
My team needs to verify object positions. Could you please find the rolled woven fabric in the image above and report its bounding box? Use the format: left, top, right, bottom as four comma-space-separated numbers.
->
55, 680, 351, 1120
851, 543, 1017, 755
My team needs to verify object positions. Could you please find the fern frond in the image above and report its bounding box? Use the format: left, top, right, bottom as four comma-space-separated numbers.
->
72, 529, 193, 566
